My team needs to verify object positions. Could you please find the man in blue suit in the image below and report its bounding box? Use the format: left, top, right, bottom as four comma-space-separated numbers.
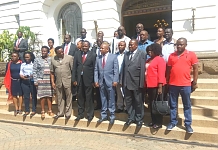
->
94, 41, 119, 124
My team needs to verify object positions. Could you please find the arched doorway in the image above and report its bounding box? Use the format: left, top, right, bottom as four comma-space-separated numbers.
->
122, 0, 172, 40
58, 2, 82, 44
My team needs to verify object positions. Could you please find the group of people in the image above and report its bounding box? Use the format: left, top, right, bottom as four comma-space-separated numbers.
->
4, 23, 198, 134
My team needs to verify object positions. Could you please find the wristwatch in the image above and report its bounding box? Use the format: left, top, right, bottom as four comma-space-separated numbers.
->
192, 81, 197, 85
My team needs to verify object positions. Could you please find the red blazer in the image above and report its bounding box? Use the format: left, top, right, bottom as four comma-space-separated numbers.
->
146, 56, 166, 88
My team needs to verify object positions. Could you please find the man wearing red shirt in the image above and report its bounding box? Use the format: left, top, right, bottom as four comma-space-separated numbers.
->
166, 38, 198, 133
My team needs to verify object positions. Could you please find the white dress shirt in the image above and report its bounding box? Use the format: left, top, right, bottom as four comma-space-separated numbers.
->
117, 52, 125, 73
129, 49, 137, 60
16, 38, 23, 46
162, 40, 175, 62
110, 35, 131, 54
64, 42, 71, 55
102, 52, 109, 64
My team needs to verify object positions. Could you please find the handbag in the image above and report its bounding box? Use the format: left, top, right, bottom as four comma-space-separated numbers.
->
152, 93, 170, 116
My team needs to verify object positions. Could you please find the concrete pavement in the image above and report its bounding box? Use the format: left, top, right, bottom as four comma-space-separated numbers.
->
0, 121, 217, 150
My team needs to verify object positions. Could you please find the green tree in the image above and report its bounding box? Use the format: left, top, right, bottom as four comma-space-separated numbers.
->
16, 26, 35, 41
0, 26, 37, 62
0, 30, 15, 61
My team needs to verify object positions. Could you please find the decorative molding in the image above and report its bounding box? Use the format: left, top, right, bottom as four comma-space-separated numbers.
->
123, 5, 171, 17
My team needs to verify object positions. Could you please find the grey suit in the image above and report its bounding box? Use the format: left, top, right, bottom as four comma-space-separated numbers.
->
14, 38, 28, 62
94, 53, 119, 120
121, 50, 146, 122
50, 55, 74, 117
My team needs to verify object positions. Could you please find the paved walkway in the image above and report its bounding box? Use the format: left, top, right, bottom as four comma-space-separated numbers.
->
0, 121, 217, 150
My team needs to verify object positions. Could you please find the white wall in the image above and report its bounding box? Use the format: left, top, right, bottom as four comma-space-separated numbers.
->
80, 0, 121, 42
42, 0, 83, 46
42, 0, 123, 45
172, 0, 217, 52
0, 0, 19, 34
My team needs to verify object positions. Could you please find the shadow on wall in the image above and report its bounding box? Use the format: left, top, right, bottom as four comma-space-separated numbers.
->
183, 19, 194, 34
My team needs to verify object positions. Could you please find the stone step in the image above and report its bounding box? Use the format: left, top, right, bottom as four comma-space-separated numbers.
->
197, 83, 218, 89
1, 99, 218, 116
1, 102, 218, 128
197, 79, 218, 89
1, 94, 218, 107
1, 85, 5, 90
178, 104, 218, 117
0, 89, 7, 95
178, 96, 218, 106
0, 109, 217, 144
191, 89, 218, 97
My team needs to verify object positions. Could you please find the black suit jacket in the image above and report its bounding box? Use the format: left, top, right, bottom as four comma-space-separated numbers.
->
121, 50, 146, 90
72, 50, 96, 87
62, 42, 78, 56
14, 39, 28, 60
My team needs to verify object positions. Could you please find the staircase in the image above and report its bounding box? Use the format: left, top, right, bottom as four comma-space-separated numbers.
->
0, 79, 217, 144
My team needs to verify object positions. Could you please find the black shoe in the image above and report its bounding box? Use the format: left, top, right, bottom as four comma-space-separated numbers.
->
23, 112, 30, 117
14, 110, 19, 116
125, 120, 134, 126
94, 106, 101, 110
87, 118, 93, 122
65, 116, 71, 119
148, 122, 154, 127
72, 96, 77, 101
115, 109, 123, 113
30, 112, 36, 117
53, 115, 64, 119
75, 116, 84, 121
153, 124, 162, 129
109, 119, 115, 125
136, 121, 143, 127
97, 118, 107, 123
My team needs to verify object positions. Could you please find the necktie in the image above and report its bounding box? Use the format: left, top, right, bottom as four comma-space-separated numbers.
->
129, 52, 133, 61
16, 39, 20, 47
102, 55, 105, 68
82, 53, 86, 63
64, 44, 68, 55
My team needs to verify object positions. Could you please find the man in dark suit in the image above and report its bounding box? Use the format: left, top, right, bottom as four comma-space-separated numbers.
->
91, 36, 103, 110
72, 41, 96, 122
94, 42, 119, 124
62, 34, 78, 101
121, 39, 146, 127
132, 23, 151, 41
13, 31, 28, 62
62, 34, 78, 56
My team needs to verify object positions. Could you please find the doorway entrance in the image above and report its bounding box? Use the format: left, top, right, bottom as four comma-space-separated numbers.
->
122, 0, 172, 41
58, 3, 82, 44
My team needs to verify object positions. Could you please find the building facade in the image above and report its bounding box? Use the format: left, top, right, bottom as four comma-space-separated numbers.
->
0, 0, 218, 52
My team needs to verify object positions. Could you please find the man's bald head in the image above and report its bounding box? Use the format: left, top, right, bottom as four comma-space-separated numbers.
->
177, 37, 187, 44
140, 30, 148, 42
118, 26, 126, 38
97, 36, 103, 47
129, 39, 138, 52
64, 34, 71, 44
100, 42, 109, 55
136, 23, 144, 34
98, 31, 104, 37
